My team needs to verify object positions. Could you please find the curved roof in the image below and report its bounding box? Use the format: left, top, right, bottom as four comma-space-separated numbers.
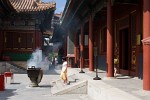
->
8, 0, 56, 12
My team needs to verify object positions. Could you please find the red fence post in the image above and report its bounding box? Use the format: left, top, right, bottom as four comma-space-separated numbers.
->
0, 74, 5, 91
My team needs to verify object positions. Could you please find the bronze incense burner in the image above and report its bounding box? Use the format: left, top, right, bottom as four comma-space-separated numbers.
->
27, 66, 43, 87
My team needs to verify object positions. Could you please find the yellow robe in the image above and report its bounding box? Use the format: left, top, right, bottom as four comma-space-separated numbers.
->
60, 61, 67, 80
60, 68, 67, 80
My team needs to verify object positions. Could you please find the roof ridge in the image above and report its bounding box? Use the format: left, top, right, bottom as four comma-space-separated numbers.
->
8, 0, 56, 12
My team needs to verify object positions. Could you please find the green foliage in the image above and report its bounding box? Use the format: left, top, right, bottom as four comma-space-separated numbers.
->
48, 52, 57, 61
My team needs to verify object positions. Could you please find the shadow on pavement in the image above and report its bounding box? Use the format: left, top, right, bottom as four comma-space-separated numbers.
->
10, 82, 21, 85
39, 85, 52, 88
0, 89, 17, 100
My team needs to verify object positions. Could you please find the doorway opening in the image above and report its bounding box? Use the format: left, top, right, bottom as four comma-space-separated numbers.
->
119, 27, 131, 74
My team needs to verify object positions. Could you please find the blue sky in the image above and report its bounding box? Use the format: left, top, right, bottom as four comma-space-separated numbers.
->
42, 0, 66, 14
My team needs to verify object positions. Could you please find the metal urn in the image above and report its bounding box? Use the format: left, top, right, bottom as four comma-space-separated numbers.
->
27, 66, 43, 87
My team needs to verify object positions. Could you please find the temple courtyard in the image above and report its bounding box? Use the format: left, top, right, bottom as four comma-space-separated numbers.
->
0, 64, 150, 100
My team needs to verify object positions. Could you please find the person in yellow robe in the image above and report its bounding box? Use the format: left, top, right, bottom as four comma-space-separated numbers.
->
60, 57, 68, 85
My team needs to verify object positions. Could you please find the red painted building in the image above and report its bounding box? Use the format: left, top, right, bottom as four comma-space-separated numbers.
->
0, 0, 56, 61
61, 0, 150, 90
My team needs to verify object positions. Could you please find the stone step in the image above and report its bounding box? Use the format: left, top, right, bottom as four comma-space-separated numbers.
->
51, 80, 88, 95
6, 62, 27, 74
68, 74, 80, 84
51, 74, 87, 95
51, 74, 78, 89
9, 61, 27, 71
55, 80, 64, 89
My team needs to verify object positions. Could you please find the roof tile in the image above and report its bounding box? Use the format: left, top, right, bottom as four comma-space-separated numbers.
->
9, 0, 56, 12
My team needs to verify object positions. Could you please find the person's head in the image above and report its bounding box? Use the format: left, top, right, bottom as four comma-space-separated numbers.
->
62, 57, 66, 62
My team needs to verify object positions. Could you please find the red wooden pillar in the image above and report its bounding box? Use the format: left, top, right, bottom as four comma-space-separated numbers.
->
106, 0, 114, 77
74, 33, 77, 64
35, 31, 42, 49
89, 14, 94, 71
143, 0, 150, 91
79, 24, 85, 73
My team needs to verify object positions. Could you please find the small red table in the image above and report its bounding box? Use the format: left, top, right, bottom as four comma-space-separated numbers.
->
4, 72, 14, 83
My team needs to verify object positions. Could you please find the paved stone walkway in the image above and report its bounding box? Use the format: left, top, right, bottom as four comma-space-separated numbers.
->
1, 64, 150, 100
72, 68, 150, 100
0, 65, 92, 100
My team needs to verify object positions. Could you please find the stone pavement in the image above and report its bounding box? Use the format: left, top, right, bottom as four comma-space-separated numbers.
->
69, 68, 150, 100
1, 64, 150, 100
0, 65, 92, 100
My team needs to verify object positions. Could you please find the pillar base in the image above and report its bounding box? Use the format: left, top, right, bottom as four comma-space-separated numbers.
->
79, 69, 85, 73
103, 77, 116, 80
93, 76, 101, 80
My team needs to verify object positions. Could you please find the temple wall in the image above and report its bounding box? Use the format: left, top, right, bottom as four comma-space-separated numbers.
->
1, 30, 42, 61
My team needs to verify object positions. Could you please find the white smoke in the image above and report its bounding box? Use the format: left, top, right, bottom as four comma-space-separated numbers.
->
27, 48, 42, 68
53, 42, 62, 52
27, 48, 50, 70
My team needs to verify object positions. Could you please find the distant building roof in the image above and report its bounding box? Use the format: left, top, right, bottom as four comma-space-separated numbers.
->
9, 0, 56, 12
54, 12, 63, 18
